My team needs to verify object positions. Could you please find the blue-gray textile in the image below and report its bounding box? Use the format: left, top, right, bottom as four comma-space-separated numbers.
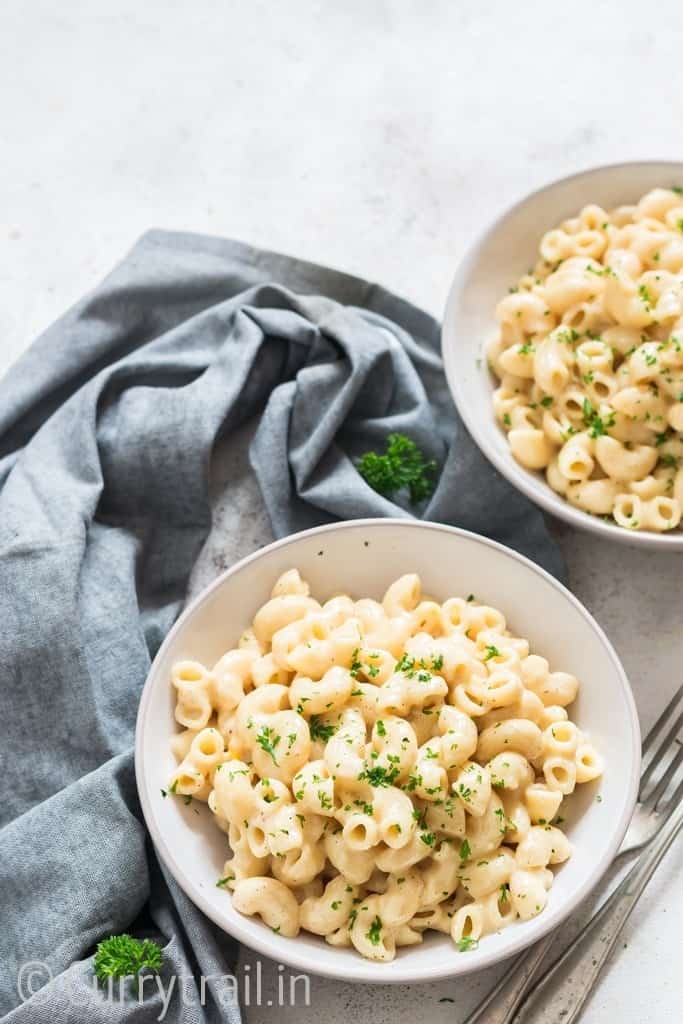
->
0, 231, 563, 1021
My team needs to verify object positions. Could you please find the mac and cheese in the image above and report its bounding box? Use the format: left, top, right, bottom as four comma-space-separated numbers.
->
489, 187, 683, 532
167, 571, 602, 961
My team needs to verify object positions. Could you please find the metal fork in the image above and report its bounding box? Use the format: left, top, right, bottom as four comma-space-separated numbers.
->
463, 681, 683, 1024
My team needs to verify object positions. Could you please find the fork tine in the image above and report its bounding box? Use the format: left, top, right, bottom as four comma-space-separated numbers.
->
640, 704, 683, 794
643, 700, 683, 786
643, 742, 683, 809
642, 682, 683, 757
657, 770, 683, 815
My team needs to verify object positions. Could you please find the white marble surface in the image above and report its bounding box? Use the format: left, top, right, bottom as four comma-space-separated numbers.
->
2, 1, 681, 1020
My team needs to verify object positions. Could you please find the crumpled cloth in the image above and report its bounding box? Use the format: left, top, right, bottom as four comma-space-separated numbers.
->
0, 231, 563, 1022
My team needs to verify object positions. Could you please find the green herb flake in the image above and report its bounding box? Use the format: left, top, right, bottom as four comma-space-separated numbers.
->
256, 725, 281, 765
359, 763, 400, 787
309, 716, 337, 742
366, 915, 383, 945
582, 398, 615, 438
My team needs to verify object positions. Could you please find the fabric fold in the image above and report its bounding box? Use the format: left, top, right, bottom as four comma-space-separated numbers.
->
0, 231, 563, 1021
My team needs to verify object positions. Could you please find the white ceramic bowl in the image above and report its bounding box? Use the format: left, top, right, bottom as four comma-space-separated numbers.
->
135, 519, 639, 983
442, 160, 683, 550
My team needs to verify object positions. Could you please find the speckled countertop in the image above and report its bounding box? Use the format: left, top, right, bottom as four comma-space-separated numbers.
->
2, 2, 681, 1021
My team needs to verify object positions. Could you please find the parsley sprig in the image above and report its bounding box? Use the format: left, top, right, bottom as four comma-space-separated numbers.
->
357, 433, 437, 505
256, 725, 281, 765
93, 934, 163, 982
366, 915, 383, 945
582, 398, 615, 439
359, 762, 400, 787
309, 716, 337, 742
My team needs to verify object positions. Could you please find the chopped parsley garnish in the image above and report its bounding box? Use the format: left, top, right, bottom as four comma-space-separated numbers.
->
502, 413, 511, 427
376, 720, 387, 737
309, 716, 337, 742
419, 831, 436, 847
355, 799, 374, 816
557, 328, 579, 345
586, 264, 615, 278
216, 876, 234, 888
357, 433, 437, 505
366, 915, 383, 945
359, 763, 400, 787
256, 725, 281, 765
456, 936, 479, 952
540, 395, 554, 407
582, 398, 615, 438
494, 807, 517, 834
484, 644, 501, 661
459, 838, 471, 861
638, 284, 654, 311
395, 652, 416, 674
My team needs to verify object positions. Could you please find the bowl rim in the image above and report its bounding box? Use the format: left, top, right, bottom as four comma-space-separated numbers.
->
442, 159, 683, 550
135, 517, 640, 983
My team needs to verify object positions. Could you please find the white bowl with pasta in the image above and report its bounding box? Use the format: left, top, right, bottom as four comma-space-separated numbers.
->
135, 519, 639, 983
443, 161, 683, 547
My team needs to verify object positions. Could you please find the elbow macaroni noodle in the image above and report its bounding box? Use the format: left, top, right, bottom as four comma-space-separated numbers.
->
167, 571, 602, 961
489, 187, 683, 532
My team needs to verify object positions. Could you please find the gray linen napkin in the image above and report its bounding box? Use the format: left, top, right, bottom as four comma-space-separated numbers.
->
0, 231, 563, 1022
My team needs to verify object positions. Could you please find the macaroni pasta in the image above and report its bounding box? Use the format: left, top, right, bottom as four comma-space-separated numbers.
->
489, 187, 683, 532
167, 571, 602, 960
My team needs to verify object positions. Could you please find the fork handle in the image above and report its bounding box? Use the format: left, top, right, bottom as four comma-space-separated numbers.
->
511, 800, 683, 1024
461, 939, 553, 1024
